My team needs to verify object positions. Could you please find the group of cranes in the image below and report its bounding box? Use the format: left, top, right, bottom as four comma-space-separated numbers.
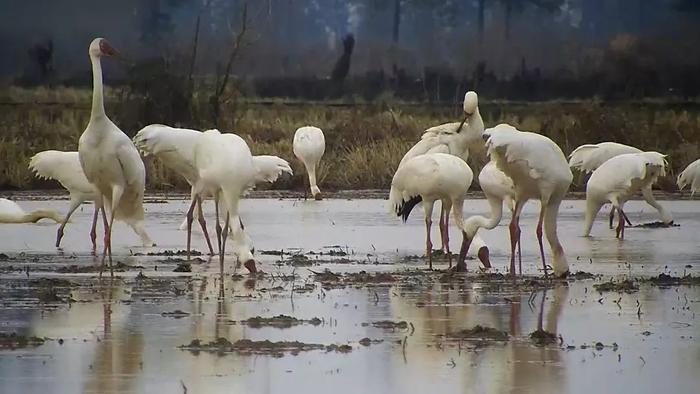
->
1, 38, 325, 277
389, 92, 700, 278
1, 37, 700, 279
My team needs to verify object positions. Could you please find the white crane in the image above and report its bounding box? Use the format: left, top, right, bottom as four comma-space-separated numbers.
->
0, 198, 61, 224
133, 124, 292, 250
569, 142, 672, 227
583, 152, 668, 239
78, 38, 150, 273
483, 123, 572, 278
188, 129, 257, 274
29, 150, 154, 249
460, 160, 517, 266
389, 153, 481, 271
678, 158, 700, 195
293, 126, 325, 200
397, 91, 489, 261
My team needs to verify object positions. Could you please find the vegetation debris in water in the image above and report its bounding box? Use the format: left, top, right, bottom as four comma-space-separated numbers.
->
448, 325, 509, 341
529, 329, 558, 346
642, 273, 700, 287
161, 310, 191, 318
239, 315, 322, 329
359, 337, 383, 346
593, 279, 639, 293
179, 338, 345, 357
173, 262, 192, 272
0, 333, 46, 349
370, 321, 409, 330
633, 221, 679, 228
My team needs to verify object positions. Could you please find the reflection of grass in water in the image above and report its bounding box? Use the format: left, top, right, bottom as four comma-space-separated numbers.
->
3, 88, 700, 191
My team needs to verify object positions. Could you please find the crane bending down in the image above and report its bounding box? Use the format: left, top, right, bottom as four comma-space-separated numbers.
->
0, 198, 61, 224
483, 124, 572, 278
189, 129, 257, 274
78, 38, 150, 274
133, 124, 292, 252
389, 153, 483, 271
293, 126, 325, 200
569, 142, 672, 227
398, 91, 488, 262
678, 158, 700, 195
29, 150, 154, 249
583, 152, 668, 239
460, 160, 517, 267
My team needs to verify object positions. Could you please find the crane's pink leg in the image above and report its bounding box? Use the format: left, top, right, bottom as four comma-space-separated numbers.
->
509, 201, 525, 277
438, 207, 446, 252
220, 212, 230, 275
185, 198, 197, 261
608, 206, 615, 230
536, 205, 548, 278
99, 206, 109, 277
456, 231, 469, 272
89, 205, 99, 254
616, 207, 626, 239
196, 198, 215, 256
214, 195, 223, 255
425, 215, 433, 270
443, 206, 451, 267
621, 209, 632, 226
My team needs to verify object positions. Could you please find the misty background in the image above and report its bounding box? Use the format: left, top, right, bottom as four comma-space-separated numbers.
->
2, 0, 700, 101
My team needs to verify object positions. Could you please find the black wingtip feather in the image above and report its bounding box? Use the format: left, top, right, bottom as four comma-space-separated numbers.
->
397, 195, 422, 222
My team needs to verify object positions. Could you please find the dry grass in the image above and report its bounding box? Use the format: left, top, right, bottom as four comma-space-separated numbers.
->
1, 87, 699, 191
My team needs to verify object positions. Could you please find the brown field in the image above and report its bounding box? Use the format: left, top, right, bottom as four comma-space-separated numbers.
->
1, 87, 699, 192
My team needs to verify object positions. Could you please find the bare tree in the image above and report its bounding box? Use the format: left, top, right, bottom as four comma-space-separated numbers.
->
210, 1, 251, 127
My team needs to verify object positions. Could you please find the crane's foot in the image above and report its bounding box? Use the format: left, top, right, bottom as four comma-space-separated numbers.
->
313, 192, 323, 201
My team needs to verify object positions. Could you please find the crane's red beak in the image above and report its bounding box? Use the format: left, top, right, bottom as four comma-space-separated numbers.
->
99, 39, 120, 58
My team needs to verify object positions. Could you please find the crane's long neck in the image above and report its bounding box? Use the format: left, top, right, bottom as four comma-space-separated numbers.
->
90, 54, 106, 120
543, 198, 568, 276
582, 195, 603, 237
462, 193, 503, 237
10, 210, 61, 224
470, 107, 484, 133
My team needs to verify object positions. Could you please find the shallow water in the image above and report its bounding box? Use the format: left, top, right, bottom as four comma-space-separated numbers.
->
0, 198, 699, 394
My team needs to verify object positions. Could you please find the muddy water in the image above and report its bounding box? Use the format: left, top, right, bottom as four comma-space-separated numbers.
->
0, 198, 699, 394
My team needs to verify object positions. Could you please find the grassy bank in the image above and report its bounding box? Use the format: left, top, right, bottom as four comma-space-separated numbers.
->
1, 87, 699, 192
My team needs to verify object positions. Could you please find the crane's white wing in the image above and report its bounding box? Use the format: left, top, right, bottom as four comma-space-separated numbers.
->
133, 124, 202, 185
29, 150, 95, 194
678, 158, 700, 195
252, 155, 293, 184
568, 142, 642, 173
486, 128, 569, 181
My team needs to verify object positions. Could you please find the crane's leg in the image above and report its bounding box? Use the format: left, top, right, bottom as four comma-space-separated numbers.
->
536, 203, 548, 278
185, 198, 198, 261
90, 205, 99, 254
509, 200, 525, 277
221, 212, 230, 275
214, 194, 223, 254
56, 199, 82, 248
99, 206, 109, 277
608, 206, 615, 229
196, 197, 215, 255
438, 206, 446, 253
423, 201, 435, 270
105, 187, 124, 277
616, 207, 626, 239
442, 201, 452, 267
